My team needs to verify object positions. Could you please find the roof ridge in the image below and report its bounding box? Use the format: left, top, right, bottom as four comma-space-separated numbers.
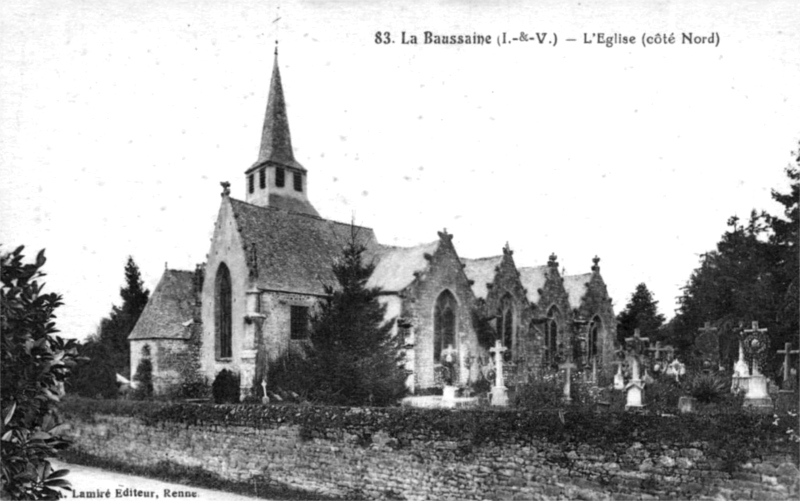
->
463, 255, 503, 262
228, 196, 374, 231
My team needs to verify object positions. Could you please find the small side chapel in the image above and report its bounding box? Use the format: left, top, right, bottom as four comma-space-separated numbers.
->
128, 53, 618, 398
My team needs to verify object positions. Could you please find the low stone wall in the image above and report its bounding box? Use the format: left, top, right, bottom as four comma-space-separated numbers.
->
61, 403, 799, 500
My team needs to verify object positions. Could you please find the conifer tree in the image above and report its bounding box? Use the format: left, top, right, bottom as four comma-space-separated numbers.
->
616, 283, 665, 345
305, 232, 408, 406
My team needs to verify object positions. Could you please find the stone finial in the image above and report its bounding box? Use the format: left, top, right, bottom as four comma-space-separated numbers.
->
503, 242, 513, 256
592, 256, 600, 272
547, 253, 558, 268
221, 181, 231, 196
437, 229, 453, 241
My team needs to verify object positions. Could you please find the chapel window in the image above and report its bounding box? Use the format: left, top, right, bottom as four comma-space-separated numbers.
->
433, 290, 457, 363
499, 294, 515, 360
276, 167, 285, 187
259, 168, 266, 189
215, 263, 232, 359
290, 305, 309, 340
544, 306, 560, 367
588, 317, 601, 361
248, 174, 255, 194
293, 172, 303, 192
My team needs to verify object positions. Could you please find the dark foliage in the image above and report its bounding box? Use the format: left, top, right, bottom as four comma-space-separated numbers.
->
616, 283, 666, 345
212, 369, 240, 404
270, 230, 408, 406
667, 147, 799, 375
133, 347, 154, 399
1, 247, 79, 499
70, 257, 150, 397
688, 372, 729, 404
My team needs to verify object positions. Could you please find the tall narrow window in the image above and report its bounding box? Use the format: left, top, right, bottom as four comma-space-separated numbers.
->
588, 317, 601, 360
259, 168, 266, 189
275, 167, 285, 187
248, 174, 255, 194
433, 290, 457, 363
293, 172, 303, 192
215, 263, 232, 359
544, 306, 560, 367
290, 305, 309, 339
499, 294, 515, 359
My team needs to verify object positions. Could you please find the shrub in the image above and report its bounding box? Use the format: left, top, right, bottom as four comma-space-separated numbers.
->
646, 376, 683, 413
514, 375, 564, 409
133, 356, 154, 399
212, 369, 240, 403
688, 372, 729, 404
175, 378, 210, 400
1, 247, 79, 499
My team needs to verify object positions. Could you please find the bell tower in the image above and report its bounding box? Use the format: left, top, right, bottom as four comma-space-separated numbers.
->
245, 47, 319, 217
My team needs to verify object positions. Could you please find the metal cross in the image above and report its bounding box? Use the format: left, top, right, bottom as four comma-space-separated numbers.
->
777, 342, 800, 385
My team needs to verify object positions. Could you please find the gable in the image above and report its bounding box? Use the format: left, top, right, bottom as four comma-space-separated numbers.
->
563, 273, 593, 310
518, 265, 548, 304
128, 269, 196, 340
366, 241, 440, 292
462, 255, 503, 299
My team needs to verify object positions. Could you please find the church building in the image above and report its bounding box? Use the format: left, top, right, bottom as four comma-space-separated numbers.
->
128, 53, 618, 398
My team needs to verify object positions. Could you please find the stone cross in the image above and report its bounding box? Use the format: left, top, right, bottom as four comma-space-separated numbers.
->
696, 321, 720, 370
489, 340, 507, 388
261, 379, 267, 398
698, 321, 718, 336
647, 341, 666, 361
625, 329, 650, 356
559, 360, 577, 402
777, 342, 799, 389
743, 321, 768, 375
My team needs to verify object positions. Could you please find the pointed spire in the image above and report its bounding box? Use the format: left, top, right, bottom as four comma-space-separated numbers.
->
254, 49, 305, 172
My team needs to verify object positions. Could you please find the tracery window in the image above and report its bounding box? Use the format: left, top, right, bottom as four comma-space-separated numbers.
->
544, 306, 560, 366
433, 290, 457, 363
215, 263, 232, 359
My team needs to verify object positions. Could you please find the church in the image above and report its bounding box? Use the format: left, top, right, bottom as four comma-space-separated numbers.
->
128, 54, 618, 399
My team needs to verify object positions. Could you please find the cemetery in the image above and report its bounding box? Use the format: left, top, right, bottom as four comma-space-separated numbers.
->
58, 317, 800, 500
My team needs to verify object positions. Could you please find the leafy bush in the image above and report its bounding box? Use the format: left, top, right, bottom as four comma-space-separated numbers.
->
646, 376, 683, 413
688, 372, 729, 403
212, 369, 240, 403
175, 378, 210, 400
514, 375, 565, 409
1, 247, 79, 499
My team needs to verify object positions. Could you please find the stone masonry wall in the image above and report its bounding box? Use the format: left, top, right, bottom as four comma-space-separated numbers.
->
63, 409, 798, 501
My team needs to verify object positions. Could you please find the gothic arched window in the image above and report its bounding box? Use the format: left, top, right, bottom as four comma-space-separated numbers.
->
433, 290, 457, 363
215, 263, 232, 359
588, 316, 601, 361
544, 306, 560, 366
499, 294, 515, 359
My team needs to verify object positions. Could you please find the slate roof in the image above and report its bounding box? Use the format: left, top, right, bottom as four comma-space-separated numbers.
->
366, 241, 440, 292
229, 198, 378, 295
268, 193, 319, 217
250, 55, 305, 173
563, 273, 593, 310
462, 255, 503, 299
128, 269, 196, 340
518, 265, 549, 304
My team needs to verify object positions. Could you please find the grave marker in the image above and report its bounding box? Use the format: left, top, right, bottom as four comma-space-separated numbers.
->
695, 321, 720, 371
559, 360, 577, 403
777, 342, 799, 391
741, 321, 773, 411
489, 340, 509, 406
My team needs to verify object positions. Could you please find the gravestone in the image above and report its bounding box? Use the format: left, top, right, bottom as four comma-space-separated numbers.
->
695, 322, 720, 371
742, 321, 773, 411
559, 361, 577, 403
489, 340, 508, 406
623, 330, 648, 409
260, 379, 269, 404
777, 342, 799, 392
731, 339, 750, 393
665, 358, 686, 382
611, 359, 625, 390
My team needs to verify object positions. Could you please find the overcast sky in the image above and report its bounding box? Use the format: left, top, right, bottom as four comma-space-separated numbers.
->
2, 0, 799, 341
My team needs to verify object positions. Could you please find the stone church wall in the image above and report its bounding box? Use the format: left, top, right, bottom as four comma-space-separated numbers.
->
403, 235, 480, 389
63, 403, 799, 501
200, 197, 250, 385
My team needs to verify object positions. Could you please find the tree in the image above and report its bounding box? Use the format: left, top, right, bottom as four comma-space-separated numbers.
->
616, 283, 665, 345
1, 246, 78, 499
271, 231, 409, 406
70, 257, 150, 396
132, 345, 154, 399
668, 143, 800, 375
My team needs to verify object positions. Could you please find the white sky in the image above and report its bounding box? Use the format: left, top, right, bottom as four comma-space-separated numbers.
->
1, 0, 798, 341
